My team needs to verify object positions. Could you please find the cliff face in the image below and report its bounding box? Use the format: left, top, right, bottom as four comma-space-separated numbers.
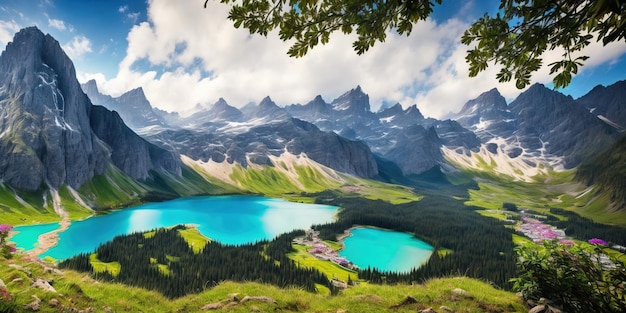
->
0, 27, 180, 191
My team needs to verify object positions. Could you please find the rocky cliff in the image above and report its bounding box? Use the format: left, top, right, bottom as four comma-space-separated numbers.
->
0, 27, 180, 191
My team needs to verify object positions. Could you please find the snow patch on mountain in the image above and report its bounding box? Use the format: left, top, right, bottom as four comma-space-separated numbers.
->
442, 140, 565, 182
182, 150, 346, 189
182, 154, 238, 185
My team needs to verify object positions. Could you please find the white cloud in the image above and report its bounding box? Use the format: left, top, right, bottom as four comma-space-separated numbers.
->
48, 18, 66, 31
0, 20, 20, 47
119, 5, 128, 13
126, 12, 140, 23
88, 0, 626, 119
62, 35, 92, 59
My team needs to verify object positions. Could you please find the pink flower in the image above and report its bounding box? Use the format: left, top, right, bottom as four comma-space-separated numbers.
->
588, 238, 608, 246
0, 224, 12, 233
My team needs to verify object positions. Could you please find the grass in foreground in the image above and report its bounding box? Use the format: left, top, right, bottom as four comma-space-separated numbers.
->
1, 255, 526, 312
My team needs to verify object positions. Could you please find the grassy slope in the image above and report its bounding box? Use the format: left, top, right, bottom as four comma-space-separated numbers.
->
0, 255, 525, 313
460, 167, 626, 227
288, 244, 358, 282
0, 184, 62, 225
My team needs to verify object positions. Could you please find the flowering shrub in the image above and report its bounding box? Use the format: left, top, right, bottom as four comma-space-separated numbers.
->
511, 240, 626, 312
0, 224, 15, 259
589, 238, 609, 246
0, 286, 17, 313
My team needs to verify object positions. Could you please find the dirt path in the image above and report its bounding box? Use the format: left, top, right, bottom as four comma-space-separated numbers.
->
25, 189, 71, 258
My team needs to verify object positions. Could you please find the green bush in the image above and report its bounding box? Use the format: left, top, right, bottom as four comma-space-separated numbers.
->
511, 240, 626, 312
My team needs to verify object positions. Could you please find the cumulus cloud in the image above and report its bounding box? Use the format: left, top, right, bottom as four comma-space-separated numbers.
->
62, 35, 92, 59
0, 20, 20, 46
47, 18, 66, 31
89, 0, 626, 118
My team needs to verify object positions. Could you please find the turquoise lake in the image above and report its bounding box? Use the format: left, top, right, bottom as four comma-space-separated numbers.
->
339, 227, 433, 273
11, 196, 338, 260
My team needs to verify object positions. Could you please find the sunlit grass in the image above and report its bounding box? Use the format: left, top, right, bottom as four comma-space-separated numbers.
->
1, 256, 526, 313
287, 244, 357, 282
178, 227, 211, 253
90, 253, 121, 277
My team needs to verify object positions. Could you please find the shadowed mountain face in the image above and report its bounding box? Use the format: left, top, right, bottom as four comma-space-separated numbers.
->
0, 27, 180, 191
285, 86, 480, 175
450, 84, 619, 168
576, 79, 626, 131
144, 118, 379, 178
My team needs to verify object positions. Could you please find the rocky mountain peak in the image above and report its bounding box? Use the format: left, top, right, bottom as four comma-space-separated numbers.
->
214, 97, 229, 108
405, 105, 425, 120
457, 88, 507, 117
511, 83, 574, 112
259, 96, 277, 109
0, 26, 180, 191
331, 85, 370, 113
377, 103, 404, 118
82, 80, 167, 129
245, 96, 289, 121
576, 80, 626, 130
123, 86, 147, 99
206, 97, 242, 121
307, 95, 329, 111
81, 79, 99, 95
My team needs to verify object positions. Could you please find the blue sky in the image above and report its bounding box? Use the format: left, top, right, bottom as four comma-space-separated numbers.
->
1, 0, 625, 118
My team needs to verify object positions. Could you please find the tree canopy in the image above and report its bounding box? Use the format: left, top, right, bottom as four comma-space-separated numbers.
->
209, 0, 626, 89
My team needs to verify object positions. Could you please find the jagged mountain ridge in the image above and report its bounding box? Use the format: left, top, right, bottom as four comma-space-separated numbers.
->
285, 86, 480, 176
0, 27, 180, 192
87, 76, 624, 181
576, 79, 626, 131
451, 84, 620, 169
82, 79, 168, 130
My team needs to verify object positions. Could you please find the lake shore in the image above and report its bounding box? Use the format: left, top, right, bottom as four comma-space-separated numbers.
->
25, 217, 70, 258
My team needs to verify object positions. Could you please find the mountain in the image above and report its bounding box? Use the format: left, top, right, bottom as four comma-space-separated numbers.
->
81, 80, 168, 130
451, 84, 618, 169
509, 84, 617, 167
144, 118, 379, 178
178, 98, 243, 130
286, 87, 479, 175
453, 88, 513, 142
0, 26, 180, 192
244, 96, 291, 121
577, 133, 626, 212
576, 79, 626, 131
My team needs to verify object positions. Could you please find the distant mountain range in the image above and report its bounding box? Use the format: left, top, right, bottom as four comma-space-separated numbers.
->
1, 26, 624, 215
82, 73, 623, 178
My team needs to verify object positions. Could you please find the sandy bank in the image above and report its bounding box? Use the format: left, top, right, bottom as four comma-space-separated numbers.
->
25, 217, 70, 258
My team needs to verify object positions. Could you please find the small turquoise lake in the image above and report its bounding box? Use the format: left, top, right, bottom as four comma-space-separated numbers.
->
340, 227, 433, 273
11, 196, 338, 260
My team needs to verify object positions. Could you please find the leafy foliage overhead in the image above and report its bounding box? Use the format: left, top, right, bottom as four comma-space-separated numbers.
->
463, 0, 626, 89
213, 0, 440, 57
210, 0, 626, 88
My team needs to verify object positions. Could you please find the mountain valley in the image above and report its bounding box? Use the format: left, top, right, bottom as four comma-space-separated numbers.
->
1, 26, 625, 312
